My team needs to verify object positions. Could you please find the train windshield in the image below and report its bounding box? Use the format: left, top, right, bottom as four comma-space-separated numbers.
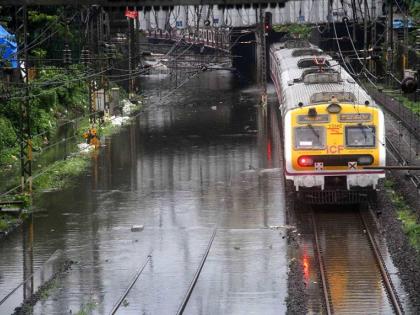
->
294, 126, 325, 149
345, 126, 376, 147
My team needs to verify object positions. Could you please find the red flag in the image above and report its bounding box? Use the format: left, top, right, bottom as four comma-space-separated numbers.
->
125, 7, 138, 19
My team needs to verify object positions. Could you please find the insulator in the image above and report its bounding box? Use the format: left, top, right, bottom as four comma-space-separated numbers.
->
80, 48, 91, 65
63, 44, 72, 64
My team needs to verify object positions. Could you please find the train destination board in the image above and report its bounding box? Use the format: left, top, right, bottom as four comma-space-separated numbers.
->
297, 114, 329, 123
339, 113, 372, 122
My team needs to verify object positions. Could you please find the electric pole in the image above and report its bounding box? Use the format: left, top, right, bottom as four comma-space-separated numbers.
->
403, 4, 409, 70
258, 7, 267, 106
363, 0, 368, 68
370, 0, 376, 74
16, 5, 32, 193
127, 15, 134, 98
386, 0, 394, 85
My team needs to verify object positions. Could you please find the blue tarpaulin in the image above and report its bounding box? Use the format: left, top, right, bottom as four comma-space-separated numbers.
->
0, 25, 18, 69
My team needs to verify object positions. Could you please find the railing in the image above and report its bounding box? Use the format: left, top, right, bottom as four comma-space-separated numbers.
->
365, 85, 420, 141
146, 28, 231, 52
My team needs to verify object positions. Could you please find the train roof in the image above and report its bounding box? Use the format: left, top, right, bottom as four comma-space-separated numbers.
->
270, 41, 377, 111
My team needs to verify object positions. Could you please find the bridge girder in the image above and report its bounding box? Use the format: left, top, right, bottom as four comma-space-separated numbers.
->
1, 0, 288, 6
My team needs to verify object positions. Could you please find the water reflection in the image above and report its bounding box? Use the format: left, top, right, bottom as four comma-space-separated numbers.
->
0, 72, 287, 314
315, 210, 394, 314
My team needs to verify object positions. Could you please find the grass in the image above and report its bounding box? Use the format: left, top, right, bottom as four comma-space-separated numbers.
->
364, 81, 420, 116
1, 100, 142, 233
75, 299, 98, 315
32, 154, 90, 191
39, 278, 59, 301
397, 209, 420, 251
32, 103, 142, 192
0, 213, 21, 232
392, 94, 420, 115
385, 180, 420, 251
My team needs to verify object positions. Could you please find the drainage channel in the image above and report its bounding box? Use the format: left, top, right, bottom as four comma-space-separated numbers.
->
312, 208, 403, 315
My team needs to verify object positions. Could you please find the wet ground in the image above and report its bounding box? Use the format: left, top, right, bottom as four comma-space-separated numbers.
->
0, 71, 289, 314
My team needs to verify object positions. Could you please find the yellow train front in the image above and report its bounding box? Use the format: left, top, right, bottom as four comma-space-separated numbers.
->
283, 99, 385, 204
270, 40, 386, 204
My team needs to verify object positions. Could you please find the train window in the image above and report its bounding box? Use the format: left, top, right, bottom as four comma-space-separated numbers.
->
292, 49, 323, 57
297, 58, 330, 68
303, 72, 341, 84
284, 40, 310, 48
345, 126, 376, 147
294, 126, 325, 149
311, 92, 356, 103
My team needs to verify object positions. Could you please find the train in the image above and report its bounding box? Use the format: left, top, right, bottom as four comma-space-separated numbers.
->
269, 39, 386, 204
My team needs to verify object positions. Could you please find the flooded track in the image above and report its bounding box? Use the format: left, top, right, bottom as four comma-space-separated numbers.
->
0, 71, 288, 314
312, 207, 403, 315
0, 68, 416, 315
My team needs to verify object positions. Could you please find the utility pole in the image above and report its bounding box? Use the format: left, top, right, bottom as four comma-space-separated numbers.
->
134, 7, 140, 94
17, 5, 32, 193
403, 4, 409, 70
363, 0, 368, 68
385, 0, 393, 86
351, 0, 357, 43
257, 7, 267, 107
389, 0, 394, 82
127, 15, 134, 98
370, 0, 376, 74
87, 7, 97, 124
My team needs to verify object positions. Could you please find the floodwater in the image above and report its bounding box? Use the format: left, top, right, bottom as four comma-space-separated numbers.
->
0, 70, 288, 314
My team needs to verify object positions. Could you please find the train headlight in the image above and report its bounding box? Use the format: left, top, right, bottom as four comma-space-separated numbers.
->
357, 155, 373, 165
327, 103, 342, 113
298, 156, 314, 167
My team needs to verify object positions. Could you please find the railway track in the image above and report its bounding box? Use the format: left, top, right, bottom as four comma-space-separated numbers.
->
385, 136, 420, 189
312, 207, 404, 315
176, 229, 217, 315
110, 229, 216, 314
109, 254, 152, 315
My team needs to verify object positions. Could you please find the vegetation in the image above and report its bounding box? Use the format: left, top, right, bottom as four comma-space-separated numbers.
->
0, 66, 89, 166
272, 24, 312, 39
0, 213, 22, 233
33, 154, 90, 191
0, 6, 89, 167
407, 1, 420, 21
392, 94, 420, 114
385, 180, 420, 251
75, 299, 98, 315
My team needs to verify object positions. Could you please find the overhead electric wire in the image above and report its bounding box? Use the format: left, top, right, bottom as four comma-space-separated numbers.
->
331, 16, 362, 77
342, 18, 378, 80
5, 66, 112, 99
331, 15, 386, 149
17, 12, 78, 56
158, 26, 244, 100
18, 10, 71, 51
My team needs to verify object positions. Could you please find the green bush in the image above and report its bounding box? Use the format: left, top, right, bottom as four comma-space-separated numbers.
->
273, 24, 312, 39
0, 117, 17, 152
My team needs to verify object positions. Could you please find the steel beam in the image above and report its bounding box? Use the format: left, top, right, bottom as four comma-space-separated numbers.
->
1, 0, 288, 6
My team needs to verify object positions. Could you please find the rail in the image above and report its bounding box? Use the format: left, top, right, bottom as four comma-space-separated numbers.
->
311, 211, 332, 315
176, 228, 216, 315
359, 208, 404, 315
109, 254, 152, 315
385, 136, 420, 189
311, 208, 404, 315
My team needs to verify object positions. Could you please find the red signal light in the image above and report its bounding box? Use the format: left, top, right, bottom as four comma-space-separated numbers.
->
298, 156, 314, 167
264, 12, 272, 33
